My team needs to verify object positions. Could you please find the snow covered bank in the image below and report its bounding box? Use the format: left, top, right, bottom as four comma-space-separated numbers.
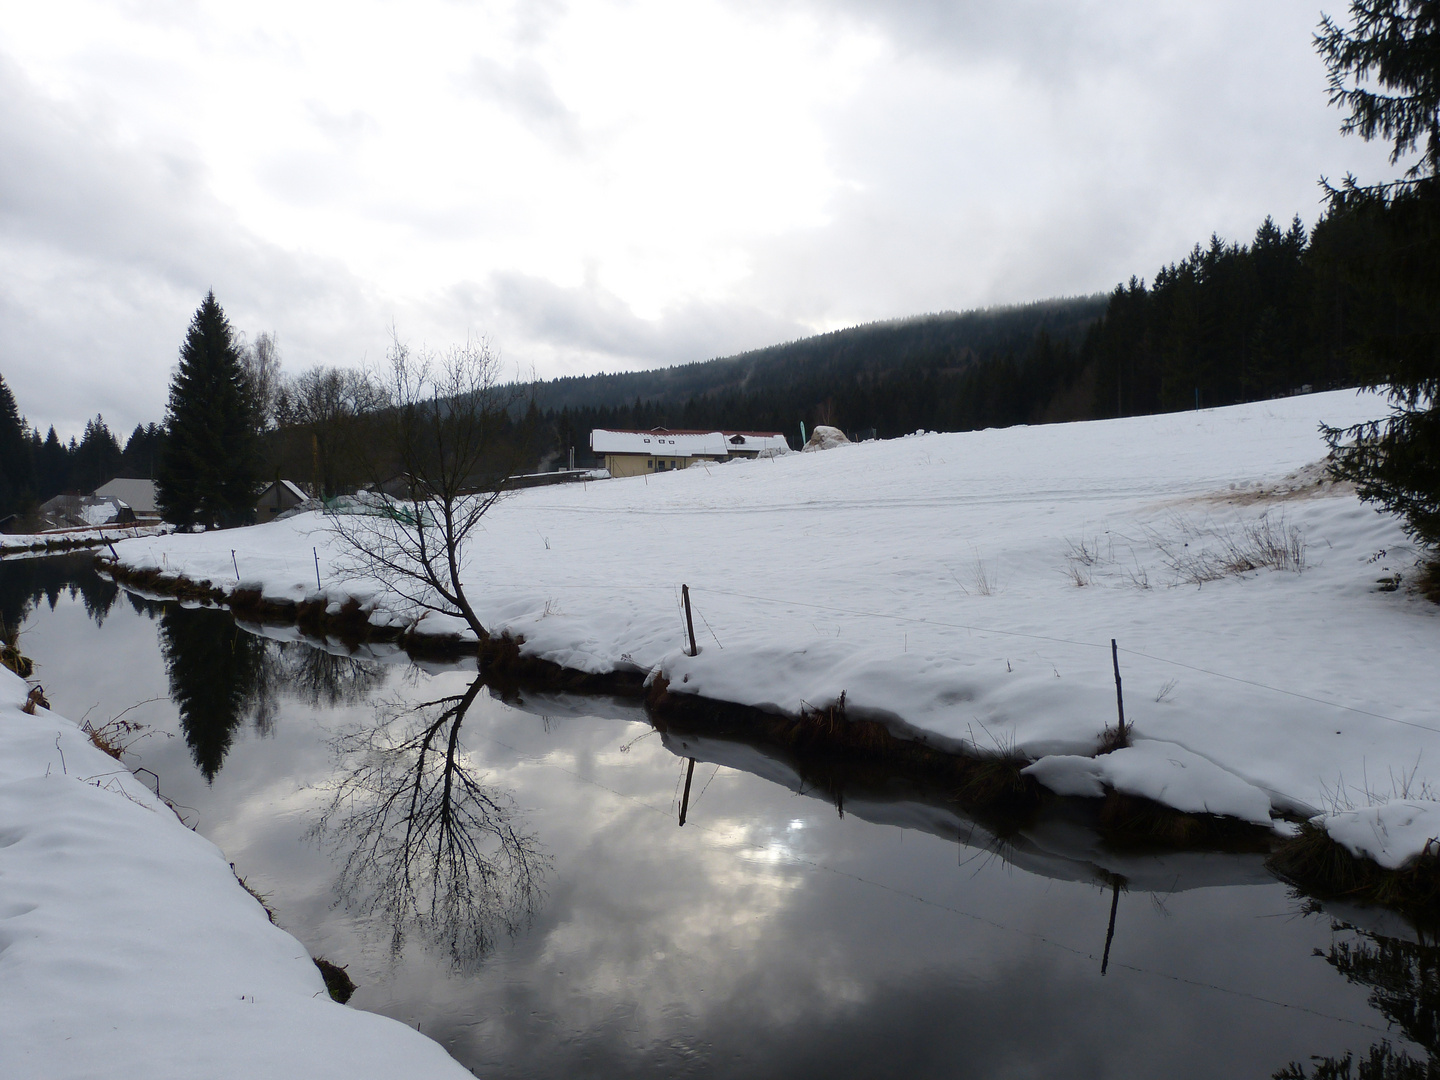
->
1, 523, 170, 557
0, 666, 472, 1080
1322, 801, 1440, 870
109, 390, 1440, 866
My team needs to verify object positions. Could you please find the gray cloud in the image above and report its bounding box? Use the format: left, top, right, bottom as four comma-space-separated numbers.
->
440, 271, 809, 376
0, 53, 382, 436
462, 56, 583, 152
733, 0, 1399, 324
0, 0, 1413, 438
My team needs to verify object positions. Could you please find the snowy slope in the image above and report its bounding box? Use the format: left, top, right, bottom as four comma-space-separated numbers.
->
0, 667, 472, 1080
112, 390, 1440, 855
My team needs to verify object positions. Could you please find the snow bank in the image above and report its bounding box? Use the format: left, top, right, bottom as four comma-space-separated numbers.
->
0, 667, 470, 1080
110, 390, 1440, 838
1320, 800, 1440, 870
1, 523, 168, 555
1022, 740, 1275, 825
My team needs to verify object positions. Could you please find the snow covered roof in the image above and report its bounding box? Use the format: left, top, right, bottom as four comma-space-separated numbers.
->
94, 478, 158, 513
590, 429, 730, 457
722, 431, 788, 453
258, 479, 309, 503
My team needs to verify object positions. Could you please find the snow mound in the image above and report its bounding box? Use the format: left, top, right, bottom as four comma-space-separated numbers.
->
801, 425, 849, 452
1023, 740, 1275, 825
1320, 800, 1440, 870
0, 667, 471, 1080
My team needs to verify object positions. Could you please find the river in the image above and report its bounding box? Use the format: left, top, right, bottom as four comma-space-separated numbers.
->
3, 553, 1432, 1078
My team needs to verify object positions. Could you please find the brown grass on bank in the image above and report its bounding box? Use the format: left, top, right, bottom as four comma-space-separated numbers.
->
81, 717, 144, 760
1, 622, 34, 679
1269, 821, 1440, 919
1097, 790, 1273, 850
230, 862, 278, 923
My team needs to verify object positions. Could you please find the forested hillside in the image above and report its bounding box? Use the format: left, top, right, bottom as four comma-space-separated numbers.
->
534, 297, 1107, 458
535, 196, 1415, 463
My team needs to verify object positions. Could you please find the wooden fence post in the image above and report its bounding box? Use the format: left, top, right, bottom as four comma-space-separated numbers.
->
682, 584, 698, 657
1111, 638, 1125, 739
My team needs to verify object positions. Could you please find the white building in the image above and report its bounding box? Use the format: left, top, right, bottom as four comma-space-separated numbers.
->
589, 429, 788, 477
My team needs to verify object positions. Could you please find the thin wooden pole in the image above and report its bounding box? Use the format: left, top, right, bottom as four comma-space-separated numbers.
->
682, 584, 698, 657
1111, 638, 1125, 738
314, 547, 323, 591
679, 758, 696, 826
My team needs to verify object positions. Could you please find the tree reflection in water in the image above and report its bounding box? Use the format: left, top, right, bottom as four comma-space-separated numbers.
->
0, 552, 131, 631
312, 674, 549, 970
158, 606, 388, 780
1274, 923, 1440, 1079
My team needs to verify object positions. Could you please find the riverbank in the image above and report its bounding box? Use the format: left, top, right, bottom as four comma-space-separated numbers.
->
0, 522, 169, 557
0, 664, 475, 1080
104, 390, 1440, 897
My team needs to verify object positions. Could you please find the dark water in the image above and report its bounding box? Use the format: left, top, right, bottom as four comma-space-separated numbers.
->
5, 553, 1437, 1079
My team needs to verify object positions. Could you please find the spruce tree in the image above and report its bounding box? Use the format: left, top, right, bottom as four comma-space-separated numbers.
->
1316, 1, 1440, 558
70, 415, 123, 493
156, 293, 262, 527
0, 373, 35, 519
36, 426, 68, 500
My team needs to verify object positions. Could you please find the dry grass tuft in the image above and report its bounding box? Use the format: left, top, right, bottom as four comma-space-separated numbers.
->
22, 685, 49, 714
1149, 509, 1306, 585
1096, 724, 1132, 755
231, 862, 278, 923
1268, 821, 1440, 918
953, 754, 1040, 812
1, 623, 33, 679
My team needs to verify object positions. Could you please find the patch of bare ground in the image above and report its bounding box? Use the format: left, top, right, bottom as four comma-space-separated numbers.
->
1179, 459, 1354, 509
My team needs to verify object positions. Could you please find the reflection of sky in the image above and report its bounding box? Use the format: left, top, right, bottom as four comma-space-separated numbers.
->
17, 583, 1421, 1078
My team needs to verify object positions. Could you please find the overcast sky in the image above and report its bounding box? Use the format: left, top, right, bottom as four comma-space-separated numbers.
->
0, 0, 1401, 438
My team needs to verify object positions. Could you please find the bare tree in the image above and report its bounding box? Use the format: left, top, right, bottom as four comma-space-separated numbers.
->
239, 331, 284, 431
331, 336, 530, 640
275, 365, 386, 496
311, 675, 549, 967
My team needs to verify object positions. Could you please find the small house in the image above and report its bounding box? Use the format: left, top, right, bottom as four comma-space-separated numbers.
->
93, 478, 160, 521
255, 480, 310, 519
589, 428, 788, 477
589, 429, 731, 477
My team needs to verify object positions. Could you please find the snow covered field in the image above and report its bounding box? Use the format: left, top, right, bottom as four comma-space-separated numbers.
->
0, 667, 474, 1080
110, 389, 1440, 867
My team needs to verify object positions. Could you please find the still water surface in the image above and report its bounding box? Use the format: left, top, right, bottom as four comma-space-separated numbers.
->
4, 555, 1434, 1078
